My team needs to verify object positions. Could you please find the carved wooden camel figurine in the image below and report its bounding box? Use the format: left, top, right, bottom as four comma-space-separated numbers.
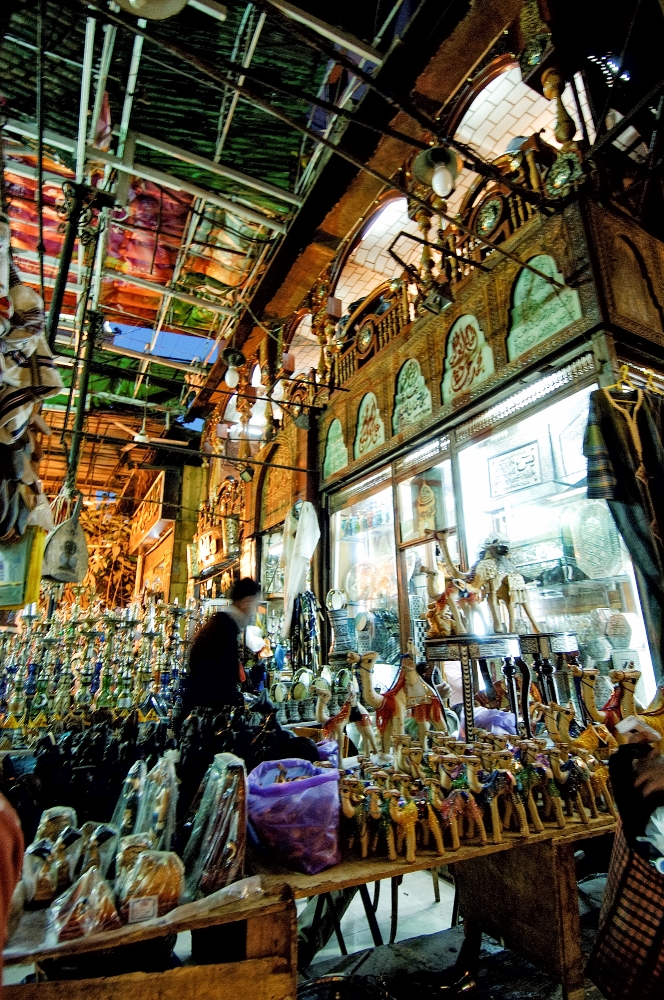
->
574, 747, 617, 818
315, 676, 378, 755
574, 663, 664, 750
420, 564, 466, 636
365, 784, 397, 860
352, 649, 448, 752
339, 777, 369, 857
429, 528, 540, 634
436, 754, 489, 846
547, 747, 590, 825
383, 789, 418, 863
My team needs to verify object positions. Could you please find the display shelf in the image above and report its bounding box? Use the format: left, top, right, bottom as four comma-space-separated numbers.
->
252, 814, 615, 898
3, 887, 297, 1000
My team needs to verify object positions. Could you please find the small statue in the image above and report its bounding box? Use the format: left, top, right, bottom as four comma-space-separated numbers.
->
314, 675, 378, 756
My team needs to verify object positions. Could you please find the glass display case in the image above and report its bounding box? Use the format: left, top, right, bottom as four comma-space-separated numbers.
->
457, 384, 656, 698
330, 480, 400, 663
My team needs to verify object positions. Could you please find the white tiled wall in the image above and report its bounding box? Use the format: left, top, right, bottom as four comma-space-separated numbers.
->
290, 313, 322, 377
333, 65, 584, 313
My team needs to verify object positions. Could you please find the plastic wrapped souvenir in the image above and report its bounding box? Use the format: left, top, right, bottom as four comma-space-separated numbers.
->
36, 806, 77, 843
49, 867, 121, 941
51, 826, 82, 894
111, 761, 147, 837
115, 833, 153, 886
135, 752, 178, 851
23, 840, 55, 907
79, 824, 118, 878
117, 850, 184, 923
182, 753, 246, 900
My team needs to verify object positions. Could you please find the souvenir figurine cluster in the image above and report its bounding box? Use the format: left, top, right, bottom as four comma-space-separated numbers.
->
339, 726, 617, 865
13, 748, 247, 944
0, 592, 199, 747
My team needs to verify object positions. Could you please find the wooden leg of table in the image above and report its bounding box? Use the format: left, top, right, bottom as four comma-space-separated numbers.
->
431, 867, 441, 903
452, 839, 585, 1000
358, 883, 384, 947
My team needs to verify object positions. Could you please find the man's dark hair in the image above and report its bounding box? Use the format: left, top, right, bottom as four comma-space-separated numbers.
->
231, 577, 261, 601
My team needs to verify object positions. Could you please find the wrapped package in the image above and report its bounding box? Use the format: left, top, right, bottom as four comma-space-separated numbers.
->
135, 752, 178, 851
247, 758, 340, 874
117, 850, 184, 923
49, 867, 121, 941
36, 806, 77, 843
111, 761, 147, 837
182, 753, 246, 900
115, 834, 153, 884
79, 824, 118, 878
51, 826, 82, 894
23, 839, 55, 907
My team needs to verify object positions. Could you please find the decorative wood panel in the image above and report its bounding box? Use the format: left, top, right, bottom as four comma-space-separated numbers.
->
319, 202, 600, 486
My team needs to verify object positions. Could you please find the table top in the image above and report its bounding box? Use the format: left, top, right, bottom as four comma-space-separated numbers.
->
251, 814, 616, 898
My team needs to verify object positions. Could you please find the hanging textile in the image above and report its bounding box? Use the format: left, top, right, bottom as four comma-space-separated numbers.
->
280, 501, 320, 638
584, 386, 664, 681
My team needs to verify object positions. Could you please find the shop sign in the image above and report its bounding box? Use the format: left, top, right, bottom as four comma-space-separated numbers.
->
196, 517, 240, 575
489, 441, 542, 497
129, 472, 176, 553
441, 314, 494, 405
507, 254, 581, 361
392, 358, 432, 434
323, 418, 348, 478
354, 392, 385, 459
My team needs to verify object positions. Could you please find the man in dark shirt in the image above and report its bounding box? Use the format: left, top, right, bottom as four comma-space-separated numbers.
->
182, 577, 261, 718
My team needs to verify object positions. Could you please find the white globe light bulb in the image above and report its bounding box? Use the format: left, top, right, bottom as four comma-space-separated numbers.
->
431, 163, 454, 198
224, 365, 239, 389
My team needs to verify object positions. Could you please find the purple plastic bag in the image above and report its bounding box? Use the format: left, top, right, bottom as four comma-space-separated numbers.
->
316, 740, 339, 768
247, 758, 340, 874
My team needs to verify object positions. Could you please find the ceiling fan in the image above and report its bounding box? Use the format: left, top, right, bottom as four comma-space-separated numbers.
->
112, 412, 190, 454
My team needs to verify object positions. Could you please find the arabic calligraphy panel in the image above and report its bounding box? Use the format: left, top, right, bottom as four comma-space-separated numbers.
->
392, 358, 432, 434
507, 254, 582, 361
489, 441, 542, 498
323, 418, 349, 479
354, 392, 385, 460
441, 314, 494, 405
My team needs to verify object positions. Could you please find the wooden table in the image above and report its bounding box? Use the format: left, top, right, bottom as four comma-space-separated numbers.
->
255, 815, 616, 1000
4, 886, 297, 1000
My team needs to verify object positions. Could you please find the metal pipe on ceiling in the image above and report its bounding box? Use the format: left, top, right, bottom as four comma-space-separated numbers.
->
96, 341, 204, 373
117, 21, 146, 159
215, 9, 267, 159
76, 18, 96, 183
131, 130, 300, 206
102, 268, 237, 316
89, 148, 288, 233
89, 23, 117, 145
269, 0, 383, 65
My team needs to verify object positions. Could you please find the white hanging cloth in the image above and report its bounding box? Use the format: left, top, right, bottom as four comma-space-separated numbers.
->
281, 500, 320, 638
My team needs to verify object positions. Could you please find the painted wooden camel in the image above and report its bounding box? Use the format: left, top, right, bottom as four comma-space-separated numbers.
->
314, 674, 378, 755
429, 528, 540, 634
351, 648, 448, 753
573, 663, 664, 749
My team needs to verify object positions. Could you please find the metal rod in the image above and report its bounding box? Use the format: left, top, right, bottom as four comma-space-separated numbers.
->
76, 18, 96, 182
215, 10, 266, 159
134, 129, 301, 205
102, 268, 237, 316
36, 0, 45, 303
585, 76, 664, 161
89, 23, 117, 145
270, 0, 382, 64
46, 185, 86, 350
90, 147, 287, 233
66, 315, 98, 490
66, 428, 316, 471
117, 23, 145, 159
102, 340, 207, 372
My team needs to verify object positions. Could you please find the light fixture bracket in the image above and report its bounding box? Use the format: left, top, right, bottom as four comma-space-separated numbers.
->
222, 346, 246, 369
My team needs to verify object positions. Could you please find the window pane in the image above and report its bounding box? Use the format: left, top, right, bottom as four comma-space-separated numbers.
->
457, 384, 656, 699
330, 484, 400, 663
397, 459, 456, 544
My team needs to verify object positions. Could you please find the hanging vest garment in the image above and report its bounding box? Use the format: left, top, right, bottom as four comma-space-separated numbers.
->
584, 387, 664, 678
